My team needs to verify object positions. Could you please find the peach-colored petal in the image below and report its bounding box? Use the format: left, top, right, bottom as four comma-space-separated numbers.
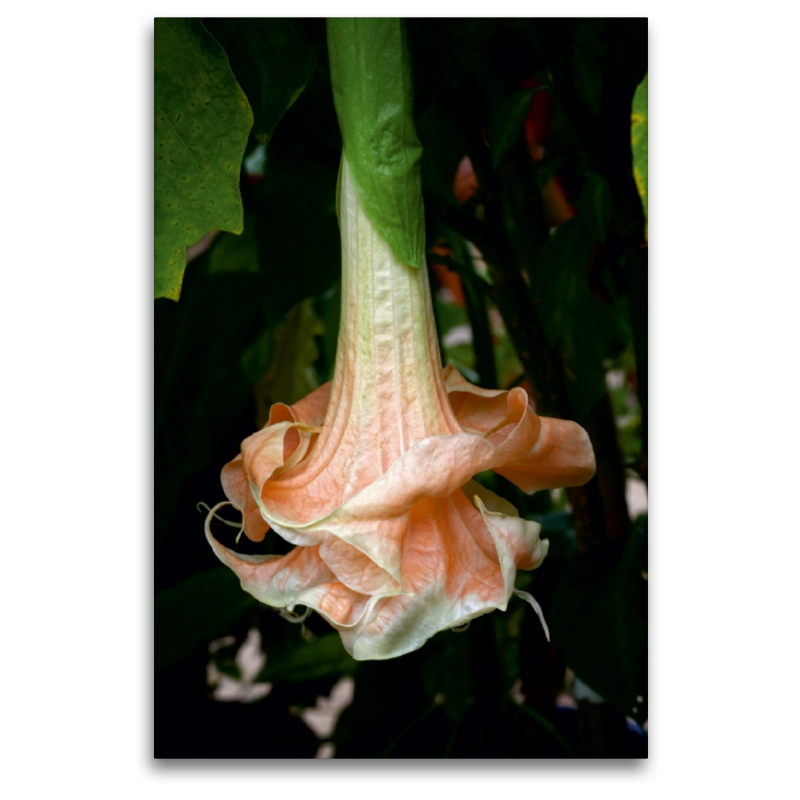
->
464, 479, 548, 572
220, 456, 268, 542
318, 536, 401, 595
268, 381, 332, 427
444, 362, 596, 494
241, 422, 319, 494
494, 416, 596, 493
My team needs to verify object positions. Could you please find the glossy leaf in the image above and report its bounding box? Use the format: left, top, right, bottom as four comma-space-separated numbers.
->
155, 567, 257, 675
631, 74, 648, 240
327, 18, 425, 268
203, 18, 316, 145
154, 18, 253, 300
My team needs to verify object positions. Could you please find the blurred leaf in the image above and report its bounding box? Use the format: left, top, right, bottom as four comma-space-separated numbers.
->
515, 703, 577, 758
203, 18, 317, 145
250, 298, 324, 427
569, 19, 606, 116
155, 567, 256, 675
452, 18, 500, 48
535, 155, 565, 192
490, 88, 545, 168
578, 173, 613, 243
207, 214, 260, 275
407, 19, 457, 118
257, 632, 357, 683
532, 510, 577, 561
417, 104, 469, 204
535, 218, 629, 420
333, 649, 448, 757
572, 18, 608, 57
252, 148, 341, 320
631, 74, 648, 240
421, 637, 474, 723
154, 18, 253, 300
551, 517, 648, 724
571, 50, 603, 116
327, 18, 425, 267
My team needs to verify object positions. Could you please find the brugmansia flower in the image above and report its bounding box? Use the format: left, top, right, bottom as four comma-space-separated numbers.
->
206, 157, 596, 661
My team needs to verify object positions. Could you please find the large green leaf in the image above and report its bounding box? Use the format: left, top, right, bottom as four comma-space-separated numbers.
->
203, 18, 316, 146
154, 18, 253, 300
155, 567, 257, 675
551, 517, 648, 724
631, 74, 648, 240
327, 18, 425, 268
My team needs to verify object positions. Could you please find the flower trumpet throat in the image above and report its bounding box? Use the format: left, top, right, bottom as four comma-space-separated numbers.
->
206, 156, 596, 660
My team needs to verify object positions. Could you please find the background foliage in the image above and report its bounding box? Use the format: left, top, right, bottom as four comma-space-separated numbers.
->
155, 17, 647, 759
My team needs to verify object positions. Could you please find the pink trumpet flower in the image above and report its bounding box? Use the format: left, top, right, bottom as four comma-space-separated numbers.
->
206, 157, 596, 660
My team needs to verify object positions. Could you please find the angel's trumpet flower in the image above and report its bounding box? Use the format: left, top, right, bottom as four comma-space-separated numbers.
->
206, 157, 596, 660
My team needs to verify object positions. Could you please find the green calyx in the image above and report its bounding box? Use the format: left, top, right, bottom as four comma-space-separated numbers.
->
327, 18, 426, 269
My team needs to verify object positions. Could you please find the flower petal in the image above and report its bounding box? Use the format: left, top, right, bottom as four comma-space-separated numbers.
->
206, 504, 373, 629
494, 416, 596, 493
220, 456, 269, 542
269, 381, 332, 427
444, 364, 596, 493
242, 422, 319, 494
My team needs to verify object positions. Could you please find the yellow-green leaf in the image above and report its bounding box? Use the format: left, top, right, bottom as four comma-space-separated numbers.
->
154, 18, 253, 300
631, 74, 648, 241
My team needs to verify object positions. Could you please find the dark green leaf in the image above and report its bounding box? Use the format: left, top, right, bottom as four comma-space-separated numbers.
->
421, 637, 474, 723
417, 104, 469, 204
155, 568, 257, 675
407, 19, 457, 118
532, 510, 577, 561
154, 18, 253, 300
551, 518, 648, 724
631, 74, 648, 239
578, 172, 613, 243
257, 632, 357, 683
535, 155, 565, 192
516, 703, 577, 758
571, 48, 603, 116
207, 212, 260, 275
452, 18, 500, 48
203, 18, 317, 146
489, 88, 539, 169
327, 18, 425, 267
535, 218, 628, 420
